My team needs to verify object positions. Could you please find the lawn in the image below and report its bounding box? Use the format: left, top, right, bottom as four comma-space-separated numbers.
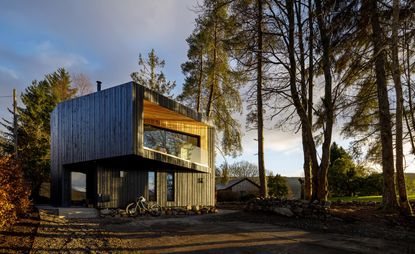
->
329, 195, 415, 202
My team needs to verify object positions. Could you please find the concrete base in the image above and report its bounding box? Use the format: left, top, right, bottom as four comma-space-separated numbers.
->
36, 206, 98, 219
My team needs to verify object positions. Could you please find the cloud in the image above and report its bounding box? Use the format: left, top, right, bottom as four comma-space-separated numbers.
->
0, 65, 18, 79
34, 41, 89, 69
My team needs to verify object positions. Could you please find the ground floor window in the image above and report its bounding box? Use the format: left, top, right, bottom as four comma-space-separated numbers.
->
148, 171, 156, 201
166, 172, 174, 201
71, 172, 86, 206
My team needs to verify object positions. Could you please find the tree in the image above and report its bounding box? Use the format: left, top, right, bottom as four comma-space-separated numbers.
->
328, 143, 364, 197
179, 0, 244, 156
368, 0, 398, 209
131, 49, 176, 97
229, 0, 270, 197
391, 0, 412, 215
267, 174, 288, 198
1, 68, 77, 201
72, 73, 93, 96
220, 160, 259, 178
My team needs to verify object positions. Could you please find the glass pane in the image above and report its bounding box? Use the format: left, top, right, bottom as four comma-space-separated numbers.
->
148, 171, 156, 201
71, 172, 86, 205
166, 172, 174, 201
143, 124, 200, 161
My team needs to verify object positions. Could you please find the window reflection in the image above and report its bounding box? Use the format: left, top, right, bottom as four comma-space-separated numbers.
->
144, 124, 200, 161
166, 172, 174, 201
148, 171, 156, 201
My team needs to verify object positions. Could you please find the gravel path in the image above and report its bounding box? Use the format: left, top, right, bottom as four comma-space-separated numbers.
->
30, 211, 414, 253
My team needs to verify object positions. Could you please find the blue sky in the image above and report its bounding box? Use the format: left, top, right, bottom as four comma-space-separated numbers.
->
1, 1, 413, 177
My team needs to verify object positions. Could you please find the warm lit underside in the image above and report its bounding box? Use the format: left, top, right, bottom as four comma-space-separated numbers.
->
143, 100, 207, 127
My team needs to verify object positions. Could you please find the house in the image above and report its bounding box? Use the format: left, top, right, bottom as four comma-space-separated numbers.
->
50, 82, 215, 208
215, 176, 302, 200
216, 177, 260, 200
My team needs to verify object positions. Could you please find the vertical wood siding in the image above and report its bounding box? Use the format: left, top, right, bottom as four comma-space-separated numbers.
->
51, 82, 215, 207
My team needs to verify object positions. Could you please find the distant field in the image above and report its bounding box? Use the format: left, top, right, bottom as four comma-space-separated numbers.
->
329, 195, 415, 202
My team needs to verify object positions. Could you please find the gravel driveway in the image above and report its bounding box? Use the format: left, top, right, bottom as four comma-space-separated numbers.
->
30, 210, 413, 253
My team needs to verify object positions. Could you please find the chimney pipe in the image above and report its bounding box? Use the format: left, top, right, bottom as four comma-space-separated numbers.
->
96, 81, 102, 92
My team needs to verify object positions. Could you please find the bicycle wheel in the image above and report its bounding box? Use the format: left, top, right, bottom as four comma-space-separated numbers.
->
149, 203, 162, 216
126, 203, 138, 217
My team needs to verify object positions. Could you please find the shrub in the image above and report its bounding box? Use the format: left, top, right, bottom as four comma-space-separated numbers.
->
0, 156, 31, 231
240, 193, 257, 202
268, 174, 288, 198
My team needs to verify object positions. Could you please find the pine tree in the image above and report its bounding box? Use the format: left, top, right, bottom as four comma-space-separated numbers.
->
1, 68, 77, 201
131, 49, 176, 97
179, 0, 244, 156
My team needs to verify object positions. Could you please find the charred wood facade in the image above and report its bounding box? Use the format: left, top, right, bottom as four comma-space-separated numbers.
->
51, 82, 215, 208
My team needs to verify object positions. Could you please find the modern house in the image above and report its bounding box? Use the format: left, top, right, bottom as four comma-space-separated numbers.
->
50, 82, 215, 208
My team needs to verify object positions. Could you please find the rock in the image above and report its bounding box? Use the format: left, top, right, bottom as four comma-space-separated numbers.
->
292, 207, 303, 215
192, 205, 200, 212
272, 207, 294, 217
100, 208, 112, 216
323, 201, 331, 208
186, 205, 192, 211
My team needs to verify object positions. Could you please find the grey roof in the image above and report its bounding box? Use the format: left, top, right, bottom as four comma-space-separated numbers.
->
216, 177, 260, 190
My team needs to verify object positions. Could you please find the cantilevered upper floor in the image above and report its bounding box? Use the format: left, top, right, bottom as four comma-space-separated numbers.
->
50, 82, 215, 173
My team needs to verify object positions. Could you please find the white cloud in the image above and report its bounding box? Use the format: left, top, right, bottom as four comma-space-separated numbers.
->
35, 41, 89, 69
0, 65, 18, 79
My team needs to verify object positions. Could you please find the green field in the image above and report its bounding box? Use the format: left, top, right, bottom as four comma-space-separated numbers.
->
329, 195, 415, 202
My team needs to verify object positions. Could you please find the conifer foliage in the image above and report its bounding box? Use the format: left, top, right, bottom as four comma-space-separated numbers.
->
131, 49, 176, 97
1, 68, 77, 202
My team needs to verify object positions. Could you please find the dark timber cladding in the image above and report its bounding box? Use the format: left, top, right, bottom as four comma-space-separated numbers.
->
51, 82, 215, 208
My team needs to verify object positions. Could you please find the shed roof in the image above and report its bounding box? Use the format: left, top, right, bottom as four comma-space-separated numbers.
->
216, 177, 260, 190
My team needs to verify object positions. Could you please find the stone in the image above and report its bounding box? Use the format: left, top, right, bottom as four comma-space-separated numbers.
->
292, 207, 303, 215
272, 207, 294, 217
100, 208, 112, 216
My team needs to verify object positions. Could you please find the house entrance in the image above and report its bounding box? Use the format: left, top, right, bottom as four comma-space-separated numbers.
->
71, 172, 86, 206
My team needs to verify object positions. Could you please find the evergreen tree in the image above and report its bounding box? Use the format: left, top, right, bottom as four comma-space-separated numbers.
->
1, 68, 76, 201
131, 49, 176, 97
179, 0, 244, 156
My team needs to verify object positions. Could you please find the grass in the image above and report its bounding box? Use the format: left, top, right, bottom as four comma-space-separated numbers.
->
329, 195, 415, 202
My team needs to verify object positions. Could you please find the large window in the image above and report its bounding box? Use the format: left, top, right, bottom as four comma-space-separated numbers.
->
166, 172, 174, 202
148, 171, 156, 201
144, 124, 200, 161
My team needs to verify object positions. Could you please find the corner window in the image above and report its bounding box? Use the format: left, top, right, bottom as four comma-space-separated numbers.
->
143, 124, 200, 161
148, 171, 156, 201
166, 172, 174, 201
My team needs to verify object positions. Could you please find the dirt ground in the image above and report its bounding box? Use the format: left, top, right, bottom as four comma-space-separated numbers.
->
1, 207, 415, 253
18, 210, 414, 254
0, 215, 39, 253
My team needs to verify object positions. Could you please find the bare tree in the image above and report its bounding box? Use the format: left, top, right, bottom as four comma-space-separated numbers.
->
72, 73, 93, 96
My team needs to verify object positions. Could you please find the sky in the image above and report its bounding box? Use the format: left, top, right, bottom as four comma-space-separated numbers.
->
0, 1, 413, 177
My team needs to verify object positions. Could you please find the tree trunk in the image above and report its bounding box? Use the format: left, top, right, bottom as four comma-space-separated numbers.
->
306, 0, 314, 200
287, 0, 319, 201
405, 22, 415, 153
206, 19, 217, 118
197, 51, 203, 113
257, 0, 267, 198
315, 0, 333, 201
369, 0, 398, 209
301, 128, 312, 200
391, 0, 412, 215
296, 0, 311, 200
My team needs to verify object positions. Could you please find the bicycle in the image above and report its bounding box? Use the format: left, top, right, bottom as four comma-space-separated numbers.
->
125, 195, 162, 217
